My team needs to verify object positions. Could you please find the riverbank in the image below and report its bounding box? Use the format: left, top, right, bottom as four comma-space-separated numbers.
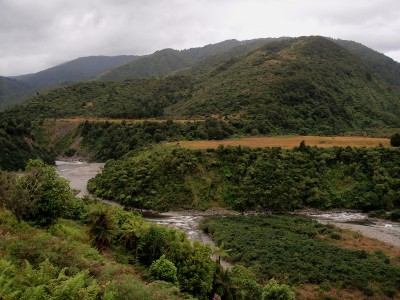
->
55, 160, 400, 249
295, 209, 400, 248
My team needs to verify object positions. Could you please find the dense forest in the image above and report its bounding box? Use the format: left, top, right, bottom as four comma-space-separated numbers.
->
0, 118, 54, 170
88, 145, 400, 212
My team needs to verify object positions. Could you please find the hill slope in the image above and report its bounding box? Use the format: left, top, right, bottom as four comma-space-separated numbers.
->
167, 36, 400, 133
0, 76, 30, 96
0, 55, 139, 109
334, 39, 400, 92
97, 39, 281, 81
13, 55, 139, 90
0, 76, 33, 109
5, 37, 400, 135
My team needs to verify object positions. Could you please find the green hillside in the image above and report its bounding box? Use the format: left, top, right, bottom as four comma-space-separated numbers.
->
8, 36, 400, 136
0, 56, 139, 110
166, 37, 400, 134
97, 39, 276, 81
13, 55, 138, 90
4, 76, 193, 120
0, 76, 30, 96
0, 76, 33, 109
334, 39, 400, 92
0, 119, 54, 170
88, 144, 400, 212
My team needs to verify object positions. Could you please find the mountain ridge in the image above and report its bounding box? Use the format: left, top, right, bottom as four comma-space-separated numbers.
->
5, 36, 400, 136
0, 55, 139, 109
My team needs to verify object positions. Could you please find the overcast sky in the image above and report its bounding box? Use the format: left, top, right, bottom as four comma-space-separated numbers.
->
1, 0, 400, 76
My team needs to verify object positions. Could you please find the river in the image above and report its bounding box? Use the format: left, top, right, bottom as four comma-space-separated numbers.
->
56, 161, 400, 250
56, 160, 104, 198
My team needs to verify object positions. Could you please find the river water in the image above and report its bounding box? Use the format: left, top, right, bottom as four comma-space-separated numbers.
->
56, 160, 105, 197
56, 161, 400, 249
305, 211, 400, 247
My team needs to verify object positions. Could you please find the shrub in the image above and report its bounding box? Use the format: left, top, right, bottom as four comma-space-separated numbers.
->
390, 133, 400, 147
262, 279, 295, 300
150, 255, 178, 284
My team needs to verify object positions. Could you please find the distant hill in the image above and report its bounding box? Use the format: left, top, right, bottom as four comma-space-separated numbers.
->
334, 39, 400, 92
0, 76, 33, 109
13, 55, 139, 89
0, 76, 30, 96
0, 55, 139, 109
97, 39, 285, 81
6, 37, 400, 136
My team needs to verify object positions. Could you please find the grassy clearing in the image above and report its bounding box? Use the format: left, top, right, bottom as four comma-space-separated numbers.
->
53, 117, 204, 124
169, 135, 390, 149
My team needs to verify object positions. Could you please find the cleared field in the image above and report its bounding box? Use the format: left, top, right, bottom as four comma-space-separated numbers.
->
52, 117, 203, 124
169, 136, 390, 149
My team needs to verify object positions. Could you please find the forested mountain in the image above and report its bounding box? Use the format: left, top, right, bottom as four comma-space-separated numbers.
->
0, 76, 32, 109
12, 55, 139, 90
334, 39, 400, 92
0, 55, 139, 109
0, 76, 30, 96
167, 37, 400, 134
97, 38, 281, 81
7, 37, 400, 136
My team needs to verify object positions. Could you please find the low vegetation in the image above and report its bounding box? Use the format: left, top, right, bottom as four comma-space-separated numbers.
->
202, 215, 400, 298
1, 160, 297, 299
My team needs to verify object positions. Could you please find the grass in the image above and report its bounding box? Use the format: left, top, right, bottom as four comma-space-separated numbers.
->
168, 135, 390, 149
53, 117, 204, 124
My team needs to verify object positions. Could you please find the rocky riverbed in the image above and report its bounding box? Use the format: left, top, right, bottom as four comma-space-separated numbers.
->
304, 210, 400, 247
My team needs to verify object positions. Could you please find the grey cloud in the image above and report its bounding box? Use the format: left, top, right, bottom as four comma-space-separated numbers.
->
1, 0, 400, 76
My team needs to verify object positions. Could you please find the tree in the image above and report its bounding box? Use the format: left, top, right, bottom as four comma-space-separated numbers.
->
390, 133, 400, 147
150, 255, 178, 284
119, 214, 149, 258
1, 160, 81, 225
213, 242, 231, 265
19, 159, 82, 226
228, 265, 262, 300
0, 171, 35, 223
87, 207, 116, 250
262, 279, 295, 300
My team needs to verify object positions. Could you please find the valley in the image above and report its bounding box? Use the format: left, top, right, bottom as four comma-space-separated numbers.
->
1, 35, 400, 299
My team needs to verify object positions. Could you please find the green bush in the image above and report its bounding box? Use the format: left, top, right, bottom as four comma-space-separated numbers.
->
150, 255, 178, 284
390, 133, 400, 147
262, 279, 295, 300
